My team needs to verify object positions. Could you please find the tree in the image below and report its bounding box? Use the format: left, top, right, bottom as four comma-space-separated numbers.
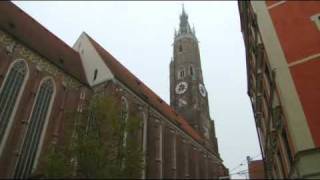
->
43, 94, 144, 178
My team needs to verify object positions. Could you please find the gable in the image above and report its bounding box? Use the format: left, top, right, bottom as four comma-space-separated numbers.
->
73, 33, 114, 86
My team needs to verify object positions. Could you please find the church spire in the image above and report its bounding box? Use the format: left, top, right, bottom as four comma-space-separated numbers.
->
179, 4, 191, 34
176, 4, 196, 40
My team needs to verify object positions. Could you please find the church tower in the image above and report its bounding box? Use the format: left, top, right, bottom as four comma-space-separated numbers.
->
170, 6, 218, 150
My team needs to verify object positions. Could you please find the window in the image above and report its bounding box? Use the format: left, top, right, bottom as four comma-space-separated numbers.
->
178, 68, 185, 79
0, 60, 28, 153
93, 69, 98, 81
179, 45, 183, 52
121, 96, 129, 148
14, 78, 55, 178
172, 131, 177, 169
190, 66, 193, 76
80, 90, 86, 100
180, 70, 184, 78
86, 111, 97, 135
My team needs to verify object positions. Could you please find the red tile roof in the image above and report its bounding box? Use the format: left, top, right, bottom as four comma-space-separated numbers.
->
86, 34, 204, 144
0, 2, 87, 84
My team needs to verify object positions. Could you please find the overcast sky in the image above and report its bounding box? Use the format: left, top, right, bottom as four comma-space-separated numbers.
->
14, 1, 261, 179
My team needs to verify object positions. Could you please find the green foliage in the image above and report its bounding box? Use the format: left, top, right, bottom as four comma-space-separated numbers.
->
43, 94, 144, 178
43, 145, 72, 178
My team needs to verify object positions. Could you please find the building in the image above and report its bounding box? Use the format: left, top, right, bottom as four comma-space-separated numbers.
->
248, 159, 265, 179
0, 2, 228, 178
238, 1, 320, 179
170, 5, 219, 156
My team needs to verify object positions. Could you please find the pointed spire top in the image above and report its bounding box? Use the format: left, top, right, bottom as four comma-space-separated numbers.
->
174, 4, 197, 41
181, 3, 188, 19
182, 3, 185, 14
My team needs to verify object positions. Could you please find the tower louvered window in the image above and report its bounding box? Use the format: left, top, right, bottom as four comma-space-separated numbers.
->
14, 78, 55, 178
0, 60, 27, 146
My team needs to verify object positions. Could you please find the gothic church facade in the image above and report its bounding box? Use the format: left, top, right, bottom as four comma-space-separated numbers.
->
0, 2, 228, 178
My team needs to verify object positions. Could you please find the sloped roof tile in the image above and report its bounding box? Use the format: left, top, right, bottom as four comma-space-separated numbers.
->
0, 2, 88, 84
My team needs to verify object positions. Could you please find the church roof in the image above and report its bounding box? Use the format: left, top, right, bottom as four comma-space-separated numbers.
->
0, 2, 88, 84
86, 34, 204, 144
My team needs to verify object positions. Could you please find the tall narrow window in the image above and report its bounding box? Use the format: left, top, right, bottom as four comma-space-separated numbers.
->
178, 69, 185, 79
179, 45, 183, 52
180, 70, 184, 78
121, 96, 129, 147
93, 69, 98, 81
189, 65, 194, 76
0, 60, 28, 150
120, 96, 129, 170
14, 78, 55, 178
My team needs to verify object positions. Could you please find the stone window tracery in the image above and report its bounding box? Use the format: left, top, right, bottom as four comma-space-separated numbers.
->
14, 78, 55, 178
0, 60, 28, 153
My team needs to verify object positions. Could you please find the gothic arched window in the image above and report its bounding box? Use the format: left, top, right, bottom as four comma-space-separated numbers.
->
14, 78, 55, 178
0, 60, 28, 152
121, 96, 129, 148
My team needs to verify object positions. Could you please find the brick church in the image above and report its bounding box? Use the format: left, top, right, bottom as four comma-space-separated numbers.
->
0, 2, 228, 178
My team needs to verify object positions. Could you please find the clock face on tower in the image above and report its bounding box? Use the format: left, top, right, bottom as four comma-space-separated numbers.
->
199, 83, 207, 97
175, 81, 188, 95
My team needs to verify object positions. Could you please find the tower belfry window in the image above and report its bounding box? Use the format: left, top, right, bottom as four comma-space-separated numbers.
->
179, 70, 185, 79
